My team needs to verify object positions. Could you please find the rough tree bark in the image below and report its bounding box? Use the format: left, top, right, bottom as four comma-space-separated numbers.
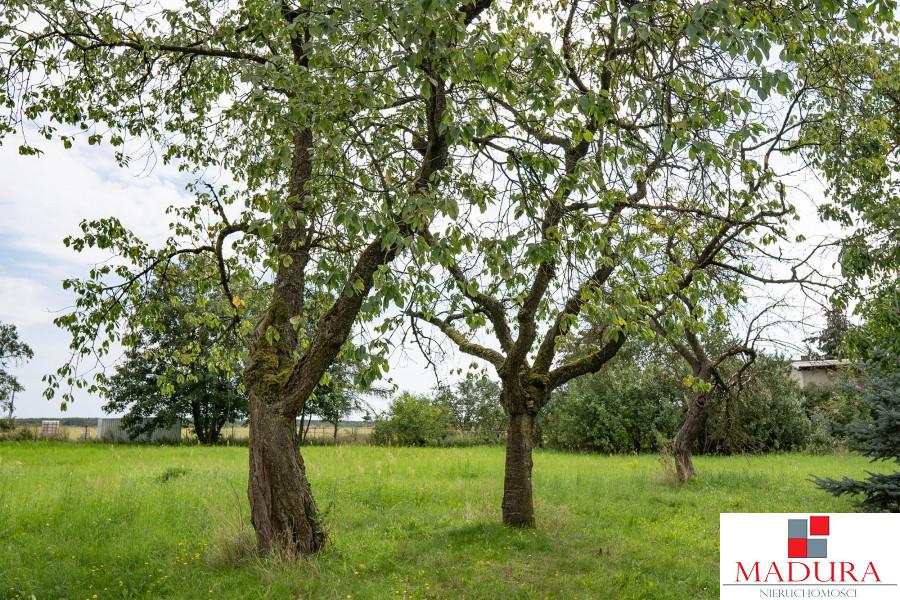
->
248, 387, 325, 555
498, 376, 550, 527
502, 408, 536, 526
244, 118, 325, 554
672, 391, 707, 482
245, 279, 327, 556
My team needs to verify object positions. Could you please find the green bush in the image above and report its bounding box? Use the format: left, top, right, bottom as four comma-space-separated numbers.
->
800, 380, 865, 448
700, 361, 812, 454
540, 362, 683, 453
541, 351, 829, 455
433, 373, 506, 443
371, 392, 453, 447
710, 364, 864, 454
0, 426, 39, 441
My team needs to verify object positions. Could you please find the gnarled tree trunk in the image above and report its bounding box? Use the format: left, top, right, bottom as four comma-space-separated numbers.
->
673, 392, 707, 482
244, 296, 326, 555
502, 409, 536, 527
241, 112, 324, 554
248, 390, 325, 555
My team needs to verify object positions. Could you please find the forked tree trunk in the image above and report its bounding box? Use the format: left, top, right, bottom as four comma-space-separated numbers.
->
248, 391, 325, 555
502, 411, 536, 527
673, 392, 707, 482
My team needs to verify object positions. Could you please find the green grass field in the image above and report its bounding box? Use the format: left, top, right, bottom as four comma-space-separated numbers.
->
0, 443, 885, 599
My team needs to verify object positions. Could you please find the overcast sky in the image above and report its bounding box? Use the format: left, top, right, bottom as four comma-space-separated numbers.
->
0, 132, 843, 418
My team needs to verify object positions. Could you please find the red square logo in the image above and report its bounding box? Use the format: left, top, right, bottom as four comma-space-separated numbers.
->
810, 516, 830, 536
788, 538, 807, 558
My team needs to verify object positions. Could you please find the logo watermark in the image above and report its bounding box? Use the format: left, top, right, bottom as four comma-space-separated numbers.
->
721, 514, 900, 599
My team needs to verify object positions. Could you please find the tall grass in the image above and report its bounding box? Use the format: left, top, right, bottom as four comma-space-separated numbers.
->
0, 443, 884, 599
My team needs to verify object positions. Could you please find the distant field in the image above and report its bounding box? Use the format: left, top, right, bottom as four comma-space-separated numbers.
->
0, 443, 885, 599
11, 423, 373, 443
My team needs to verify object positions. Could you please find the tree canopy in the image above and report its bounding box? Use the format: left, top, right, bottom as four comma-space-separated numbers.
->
389, 0, 892, 524
99, 257, 249, 443
0, 322, 34, 418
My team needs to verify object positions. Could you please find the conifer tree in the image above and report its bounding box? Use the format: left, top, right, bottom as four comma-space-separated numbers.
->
815, 356, 900, 512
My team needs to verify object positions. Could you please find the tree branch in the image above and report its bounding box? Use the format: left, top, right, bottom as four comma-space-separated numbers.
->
420, 228, 514, 352
547, 334, 626, 390
407, 311, 505, 368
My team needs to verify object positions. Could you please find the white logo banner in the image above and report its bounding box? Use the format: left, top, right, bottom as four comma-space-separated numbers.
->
720, 513, 900, 599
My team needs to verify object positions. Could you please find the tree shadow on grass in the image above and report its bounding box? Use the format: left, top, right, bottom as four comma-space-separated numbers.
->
445, 522, 518, 546
437, 520, 582, 559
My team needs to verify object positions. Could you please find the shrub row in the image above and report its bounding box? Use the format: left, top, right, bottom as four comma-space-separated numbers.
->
370, 357, 862, 454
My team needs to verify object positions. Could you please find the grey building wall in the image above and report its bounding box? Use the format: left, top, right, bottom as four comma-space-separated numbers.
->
789, 360, 850, 389
96, 418, 182, 442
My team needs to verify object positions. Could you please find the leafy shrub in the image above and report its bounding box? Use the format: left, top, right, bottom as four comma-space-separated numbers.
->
691, 355, 816, 454
541, 351, 829, 455
432, 373, 506, 443
540, 362, 682, 453
371, 392, 453, 447
700, 370, 811, 454
800, 380, 865, 448
0, 426, 39, 441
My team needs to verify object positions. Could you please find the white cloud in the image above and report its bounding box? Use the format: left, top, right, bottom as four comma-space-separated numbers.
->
0, 140, 190, 266
0, 276, 58, 327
